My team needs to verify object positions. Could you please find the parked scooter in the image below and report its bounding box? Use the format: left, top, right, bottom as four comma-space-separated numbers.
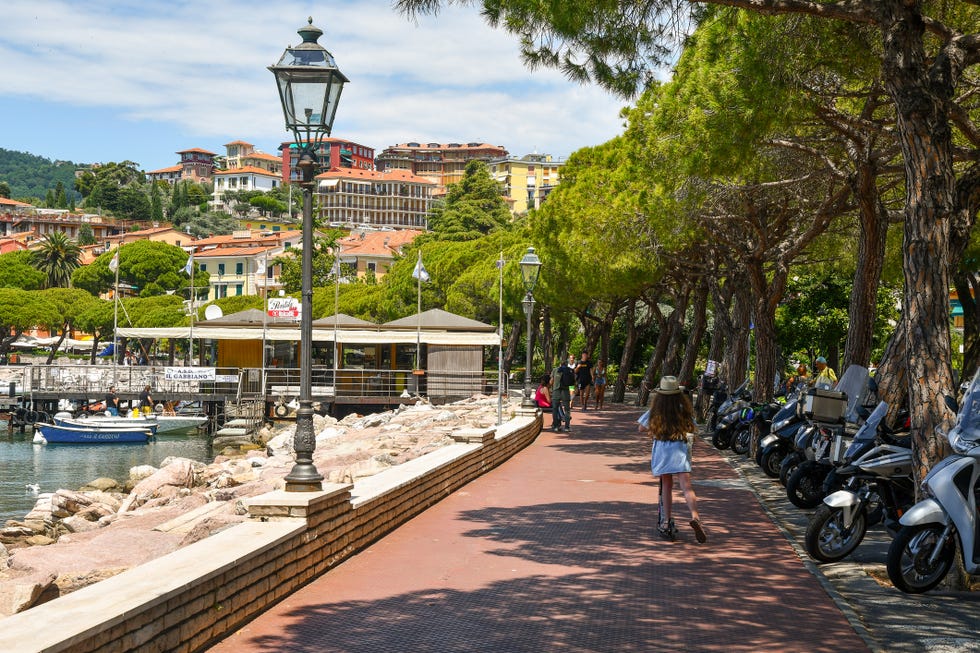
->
732, 400, 779, 457
785, 365, 871, 508
804, 401, 914, 562
710, 379, 751, 450
886, 370, 980, 593
757, 385, 808, 476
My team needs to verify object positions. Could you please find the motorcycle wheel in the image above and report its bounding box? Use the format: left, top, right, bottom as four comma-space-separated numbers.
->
804, 503, 867, 562
787, 461, 828, 509
886, 523, 956, 594
760, 448, 785, 478
712, 428, 733, 450
731, 426, 751, 455
779, 452, 803, 487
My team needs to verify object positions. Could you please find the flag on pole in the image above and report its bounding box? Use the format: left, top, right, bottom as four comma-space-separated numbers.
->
108, 251, 119, 272
183, 253, 195, 276
412, 252, 430, 283
254, 257, 265, 276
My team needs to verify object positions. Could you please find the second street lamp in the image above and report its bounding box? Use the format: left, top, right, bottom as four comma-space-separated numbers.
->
270, 17, 348, 492
519, 247, 542, 408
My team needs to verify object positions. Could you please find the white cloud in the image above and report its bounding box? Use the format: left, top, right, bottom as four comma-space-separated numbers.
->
0, 0, 628, 168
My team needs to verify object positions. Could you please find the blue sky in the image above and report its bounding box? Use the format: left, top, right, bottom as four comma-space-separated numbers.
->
0, 1, 630, 173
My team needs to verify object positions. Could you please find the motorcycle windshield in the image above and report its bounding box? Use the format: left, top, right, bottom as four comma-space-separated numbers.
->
772, 395, 799, 424
834, 365, 870, 423
851, 401, 888, 443
949, 369, 980, 454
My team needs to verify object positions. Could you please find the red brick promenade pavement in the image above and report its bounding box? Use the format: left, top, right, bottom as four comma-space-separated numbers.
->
209, 405, 869, 653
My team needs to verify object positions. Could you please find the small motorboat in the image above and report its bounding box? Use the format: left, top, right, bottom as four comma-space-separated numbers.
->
55, 412, 208, 434
33, 421, 154, 444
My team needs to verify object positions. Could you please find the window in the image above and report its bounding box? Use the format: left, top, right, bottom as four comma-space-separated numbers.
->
235, 284, 243, 296
236, 262, 243, 275
367, 262, 377, 273
218, 263, 225, 275
199, 264, 207, 272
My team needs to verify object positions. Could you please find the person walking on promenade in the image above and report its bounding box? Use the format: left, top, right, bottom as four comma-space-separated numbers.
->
575, 351, 593, 410
646, 376, 707, 543
593, 359, 608, 410
551, 357, 574, 432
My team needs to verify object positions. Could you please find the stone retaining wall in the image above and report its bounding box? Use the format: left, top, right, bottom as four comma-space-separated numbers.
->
0, 412, 541, 653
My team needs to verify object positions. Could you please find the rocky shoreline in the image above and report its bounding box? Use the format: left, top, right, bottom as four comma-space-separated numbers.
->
0, 394, 518, 616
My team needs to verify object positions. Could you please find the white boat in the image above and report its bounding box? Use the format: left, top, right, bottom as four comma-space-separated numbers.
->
55, 413, 208, 434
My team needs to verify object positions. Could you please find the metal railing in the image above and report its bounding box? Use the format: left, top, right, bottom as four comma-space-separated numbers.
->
17, 364, 502, 403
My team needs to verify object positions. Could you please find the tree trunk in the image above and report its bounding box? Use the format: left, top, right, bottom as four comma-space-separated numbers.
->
679, 281, 709, 388
880, 5, 957, 492
662, 287, 691, 377
503, 320, 522, 377
613, 300, 640, 403
954, 273, 980, 380
725, 285, 752, 387
843, 170, 889, 369
542, 305, 553, 374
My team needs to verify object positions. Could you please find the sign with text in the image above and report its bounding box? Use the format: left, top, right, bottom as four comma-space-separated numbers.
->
268, 297, 300, 318
165, 366, 216, 381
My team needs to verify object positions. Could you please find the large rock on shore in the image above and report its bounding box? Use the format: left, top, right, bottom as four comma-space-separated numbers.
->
0, 393, 520, 614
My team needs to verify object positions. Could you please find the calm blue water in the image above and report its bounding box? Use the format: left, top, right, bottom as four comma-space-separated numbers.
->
0, 428, 214, 524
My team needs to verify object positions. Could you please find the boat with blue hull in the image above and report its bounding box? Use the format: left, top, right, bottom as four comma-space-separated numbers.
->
33, 422, 154, 444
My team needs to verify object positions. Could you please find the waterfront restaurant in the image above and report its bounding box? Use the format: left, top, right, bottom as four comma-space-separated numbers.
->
115, 308, 501, 407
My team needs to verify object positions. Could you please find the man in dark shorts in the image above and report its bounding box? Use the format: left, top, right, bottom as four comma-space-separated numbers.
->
105, 386, 120, 416
575, 352, 593, 410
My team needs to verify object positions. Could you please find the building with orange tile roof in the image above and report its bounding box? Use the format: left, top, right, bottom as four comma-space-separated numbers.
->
222, 140, 282, 175
177, 148, 217, 183
103, 225, 195, 250
190, 229, 302, 252
337, 228, 423, 279
375, 141, 508, 194
279, 137, 374, 185
145, 164, 183, 185
316, 167, 434, 230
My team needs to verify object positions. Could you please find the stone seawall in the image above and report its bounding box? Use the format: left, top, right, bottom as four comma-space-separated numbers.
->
0, 412, 541, 653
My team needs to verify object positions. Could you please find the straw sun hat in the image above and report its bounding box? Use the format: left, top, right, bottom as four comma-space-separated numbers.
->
657, 376, 683, 395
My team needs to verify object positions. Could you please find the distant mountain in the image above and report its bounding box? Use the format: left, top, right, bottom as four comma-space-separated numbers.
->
0, 148, 82, 202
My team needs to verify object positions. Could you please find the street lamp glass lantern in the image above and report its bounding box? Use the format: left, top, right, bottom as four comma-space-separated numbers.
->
269, 17, 349, 146
519, 247, 542, 293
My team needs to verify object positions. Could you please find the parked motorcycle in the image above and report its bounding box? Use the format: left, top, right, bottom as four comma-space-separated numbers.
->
710, 379, 750, 450
757, 386, 808, 476
804, 401, 914, 562
785, 365, 871, 508
886, 370, 980, 593
732, 400, 779, 457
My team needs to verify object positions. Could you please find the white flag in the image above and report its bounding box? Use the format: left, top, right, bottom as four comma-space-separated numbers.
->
183, 254, 194, 276
108, 251, 119, 273
254, 258, 265, 276
412, 252, 430, 283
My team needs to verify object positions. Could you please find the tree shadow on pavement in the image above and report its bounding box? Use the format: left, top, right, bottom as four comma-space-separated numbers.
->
242, 494, 868, 653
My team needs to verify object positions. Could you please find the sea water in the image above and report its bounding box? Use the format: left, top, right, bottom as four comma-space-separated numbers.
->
0, 427, 213, 524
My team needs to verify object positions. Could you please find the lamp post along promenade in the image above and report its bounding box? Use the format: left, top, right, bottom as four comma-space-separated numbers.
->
519, 247, 542, 408
270, 17, 348, 491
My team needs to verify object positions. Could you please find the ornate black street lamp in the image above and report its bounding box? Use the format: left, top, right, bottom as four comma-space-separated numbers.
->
270, 17, 348, 491
519, 247, 542, 408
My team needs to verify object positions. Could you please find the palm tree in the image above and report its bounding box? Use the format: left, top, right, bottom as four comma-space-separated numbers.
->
34, 231, 82, 288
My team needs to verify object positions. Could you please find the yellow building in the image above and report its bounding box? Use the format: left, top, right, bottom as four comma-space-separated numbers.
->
487, 153, 563, 214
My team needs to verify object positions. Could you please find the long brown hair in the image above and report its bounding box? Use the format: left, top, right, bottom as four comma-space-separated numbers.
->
647, 391, 695, 440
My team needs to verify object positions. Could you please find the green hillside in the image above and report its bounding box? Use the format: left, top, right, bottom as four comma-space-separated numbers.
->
0, 148, 81, 203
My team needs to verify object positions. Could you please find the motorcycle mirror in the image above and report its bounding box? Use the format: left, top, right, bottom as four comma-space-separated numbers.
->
944, 394, 958, 413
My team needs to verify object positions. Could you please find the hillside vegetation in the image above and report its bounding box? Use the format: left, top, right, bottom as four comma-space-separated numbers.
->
0, 148, 81, 203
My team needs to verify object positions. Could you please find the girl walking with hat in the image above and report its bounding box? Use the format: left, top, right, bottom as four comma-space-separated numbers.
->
647, 376, 707, 542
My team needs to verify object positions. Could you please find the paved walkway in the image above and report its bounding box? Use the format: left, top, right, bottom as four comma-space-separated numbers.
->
209, 405, 870, 653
